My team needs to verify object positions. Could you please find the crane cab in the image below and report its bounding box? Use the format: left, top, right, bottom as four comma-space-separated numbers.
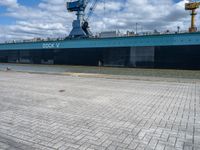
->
67, 0, 85, 12
185, 2, 200, 10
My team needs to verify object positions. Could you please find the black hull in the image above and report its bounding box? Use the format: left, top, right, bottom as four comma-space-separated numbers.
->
0, 45, 200, 70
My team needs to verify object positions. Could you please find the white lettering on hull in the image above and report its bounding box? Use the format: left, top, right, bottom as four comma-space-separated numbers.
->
42, 43, 61, 49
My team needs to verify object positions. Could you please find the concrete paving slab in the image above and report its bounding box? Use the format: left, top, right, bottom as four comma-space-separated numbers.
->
0, 71, 199, 150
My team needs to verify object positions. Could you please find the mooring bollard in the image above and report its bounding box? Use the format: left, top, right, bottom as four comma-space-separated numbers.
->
6, 67, 11, 71
98, 60, 102, 73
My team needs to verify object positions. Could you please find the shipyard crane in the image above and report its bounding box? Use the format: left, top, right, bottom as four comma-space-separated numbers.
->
185, 0, 200, 32
67, 0, 99, 38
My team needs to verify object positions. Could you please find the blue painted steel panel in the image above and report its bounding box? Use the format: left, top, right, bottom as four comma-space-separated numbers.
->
0, 32, 200, 51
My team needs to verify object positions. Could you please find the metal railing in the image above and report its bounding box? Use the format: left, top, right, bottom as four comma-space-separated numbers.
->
0, 30, 196, 44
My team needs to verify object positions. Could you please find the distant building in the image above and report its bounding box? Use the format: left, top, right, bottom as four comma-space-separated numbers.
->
32, 38, 42, 42
126, 31, 135, 36
99, 31, 120, 38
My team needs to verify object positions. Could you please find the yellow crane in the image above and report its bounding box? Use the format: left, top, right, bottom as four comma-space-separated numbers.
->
185, 1, 200, 32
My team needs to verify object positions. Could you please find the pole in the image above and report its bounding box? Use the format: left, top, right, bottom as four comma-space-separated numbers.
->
191, 10, 195, 28
98, 60, 102, 73
190, 9, 197, 32
136, 23, 138, 35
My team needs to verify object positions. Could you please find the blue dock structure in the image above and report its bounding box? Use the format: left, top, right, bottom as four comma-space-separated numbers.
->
0, 32, 200, 69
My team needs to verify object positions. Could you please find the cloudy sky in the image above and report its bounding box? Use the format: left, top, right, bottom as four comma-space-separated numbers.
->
0, 0, 197, 42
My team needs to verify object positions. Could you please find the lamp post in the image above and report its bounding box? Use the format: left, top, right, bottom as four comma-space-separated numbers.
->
136, 23, 138, 35
177, 26, 180, 33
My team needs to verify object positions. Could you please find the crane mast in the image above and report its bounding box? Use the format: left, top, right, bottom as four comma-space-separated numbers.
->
67, 0, 94, 38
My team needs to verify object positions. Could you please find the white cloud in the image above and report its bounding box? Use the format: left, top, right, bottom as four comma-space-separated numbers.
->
92, 0, 190, 31
0, 0, 197, 42
0, 0, 18, 8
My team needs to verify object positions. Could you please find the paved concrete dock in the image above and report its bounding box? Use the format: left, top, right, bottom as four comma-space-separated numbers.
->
0, 71, 200, 150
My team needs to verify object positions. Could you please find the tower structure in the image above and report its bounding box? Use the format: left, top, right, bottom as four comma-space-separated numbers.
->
67, 0, 92, 38
185, 1, 200, 32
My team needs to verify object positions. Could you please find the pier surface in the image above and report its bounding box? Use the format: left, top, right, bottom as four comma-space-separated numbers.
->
0, 70, 200, 150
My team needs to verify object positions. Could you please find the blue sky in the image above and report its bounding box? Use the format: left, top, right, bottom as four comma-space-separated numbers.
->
0, 0, 40, 24
18, 0, 40, 6
0, 0, 194, 42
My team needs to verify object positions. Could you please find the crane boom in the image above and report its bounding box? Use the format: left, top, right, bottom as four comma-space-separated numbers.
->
86, 0, 98, 21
